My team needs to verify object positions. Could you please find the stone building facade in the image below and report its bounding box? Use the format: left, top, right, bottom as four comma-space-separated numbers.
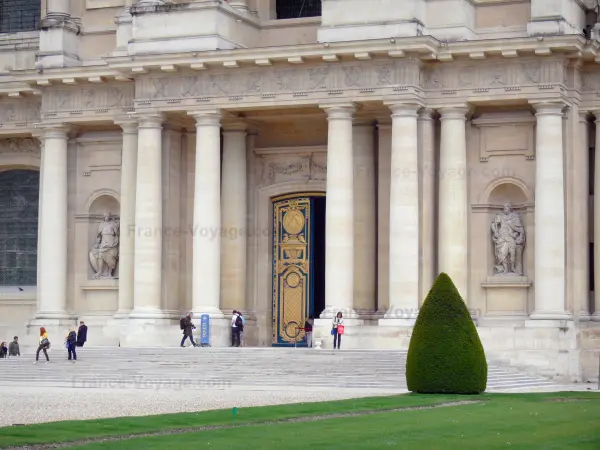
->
0, 0, 599, 382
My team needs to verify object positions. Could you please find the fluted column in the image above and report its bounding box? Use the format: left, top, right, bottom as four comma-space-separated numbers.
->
593, 111, 600, 321
385, 103, 420, 320
419, 109, 437, 300
130, 114, 164, 319
530, 102, 570, 320
36, 125, 70, 319
46, 0, 71, 16
114, 120, 138, 318
438, 106, 469, 299
321, 103, 356, 318
220, 122, 248, 313
190, 110, 224, 317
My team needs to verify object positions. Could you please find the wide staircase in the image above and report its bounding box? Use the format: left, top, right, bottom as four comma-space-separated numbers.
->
0, 347, 563, 392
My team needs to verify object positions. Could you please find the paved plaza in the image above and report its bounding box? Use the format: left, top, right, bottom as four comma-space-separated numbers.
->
0, 347, 594, 427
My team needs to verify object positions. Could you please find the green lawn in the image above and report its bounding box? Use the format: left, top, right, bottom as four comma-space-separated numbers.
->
1, 392, 599, 449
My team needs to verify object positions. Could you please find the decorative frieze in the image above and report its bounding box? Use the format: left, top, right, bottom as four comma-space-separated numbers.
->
41, 84, 134, 117
0, 138, 40, 154
422, 59, 564, 90
0, 101, 40, 128
256, 153, 327, 187
137, 60, 420, 103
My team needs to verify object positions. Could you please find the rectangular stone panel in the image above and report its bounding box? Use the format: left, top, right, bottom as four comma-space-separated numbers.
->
135, 59, 420, 101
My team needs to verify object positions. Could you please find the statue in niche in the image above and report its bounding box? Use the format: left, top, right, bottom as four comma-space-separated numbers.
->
491, 203, 526, 276
89, 212, 120, 279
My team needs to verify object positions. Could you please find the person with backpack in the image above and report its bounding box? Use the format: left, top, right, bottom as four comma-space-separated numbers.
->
231, 310, 243, 347
65, 328, 77, 361
238, 312, 246, 347
180, 312, 197, 347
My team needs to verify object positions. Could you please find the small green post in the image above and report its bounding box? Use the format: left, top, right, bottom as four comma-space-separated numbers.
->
232, 407, 238, 421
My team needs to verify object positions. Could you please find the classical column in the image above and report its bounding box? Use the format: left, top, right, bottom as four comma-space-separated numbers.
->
419, 109, 437, 300
530, 102, 570, 320
36, 125, 70, 319
190, 110, 224, 317
114, 121, 138, 318
438, 106, 469, 299
353, 121, 376, 315
229, 0, 249, 11
321, 104, 356, 318
130, 114, 164, 319
220, 122, 248, 313
376, 119, 392, 314
593, 111, 600, 321
46, 0, 71, 17
576, 112, 590, 321
385, 103, 421, 320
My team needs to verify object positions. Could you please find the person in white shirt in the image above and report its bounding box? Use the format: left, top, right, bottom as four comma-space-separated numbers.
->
332, 311, 343, 350
231, 310, 238, 347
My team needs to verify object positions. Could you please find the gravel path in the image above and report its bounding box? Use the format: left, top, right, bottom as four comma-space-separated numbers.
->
1, 385, 400, 428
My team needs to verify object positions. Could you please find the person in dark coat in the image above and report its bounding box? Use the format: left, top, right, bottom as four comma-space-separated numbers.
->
180, 312, 197, 347
76, 321, 88, 347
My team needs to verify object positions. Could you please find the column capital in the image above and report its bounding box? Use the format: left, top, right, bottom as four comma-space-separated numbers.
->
385, 102, 422, 118
579, 111, 590, 122
114, 119, 138, 135
590, 110, 600, 122
417, 108, 437, 121
438, 105, 469, 120
136, 113, 164, 129
38, 123, 73, 139
530, 101, 566, 116
189, 109, 221, 127
320, 103, 356, 120
222, 119, 248, 133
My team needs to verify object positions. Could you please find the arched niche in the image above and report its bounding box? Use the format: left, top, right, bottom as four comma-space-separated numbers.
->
482, 177, 532, 206
87, 194, 121, 280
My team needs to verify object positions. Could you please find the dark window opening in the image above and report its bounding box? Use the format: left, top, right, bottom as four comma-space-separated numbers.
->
0, 169, 39, 286
0, 0, 41, 34
590, 147, 595, 196
591, 243, 595, 293
276, 0, 321, 19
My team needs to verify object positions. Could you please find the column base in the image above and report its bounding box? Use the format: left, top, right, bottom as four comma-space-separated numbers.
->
378, 318, 417, 326
383, 307, 419, 320
113, 310, 133, 319
34, 311, 78, 321
319, 308, 359, 319
190, 307, 224, 319
529, 310, 572, 321
129, 308, 174, 320
578, 312, 592, 322
591, 312, 600, 322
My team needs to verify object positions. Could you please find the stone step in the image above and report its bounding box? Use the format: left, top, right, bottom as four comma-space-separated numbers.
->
0, 347, 563, 392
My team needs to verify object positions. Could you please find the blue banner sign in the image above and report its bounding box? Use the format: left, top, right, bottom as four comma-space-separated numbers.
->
200, 314, 210, 346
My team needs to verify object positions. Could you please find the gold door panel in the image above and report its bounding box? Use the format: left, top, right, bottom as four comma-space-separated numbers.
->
272, 195, 312, 346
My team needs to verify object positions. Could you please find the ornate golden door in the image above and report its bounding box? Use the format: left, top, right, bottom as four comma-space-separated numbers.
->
272, 193, 323, 346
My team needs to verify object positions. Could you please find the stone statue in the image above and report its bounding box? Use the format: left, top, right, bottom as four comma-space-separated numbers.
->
89, 212, 120, 279
491, 203, 526, 276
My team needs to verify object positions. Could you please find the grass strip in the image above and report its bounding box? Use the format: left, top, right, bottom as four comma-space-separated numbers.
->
0, 393, 462, 448
67, 392, 600, 450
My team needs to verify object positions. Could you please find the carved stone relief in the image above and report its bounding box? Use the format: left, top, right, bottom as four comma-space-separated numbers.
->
421, 60, 564, 90
0, 101, 40, 126
0, 138, 40, 155
136, 60, 420, 100
490, 203, 526, 276
89, 212, 120, 279
256, 153, 327, 187
42, 84, 134, 114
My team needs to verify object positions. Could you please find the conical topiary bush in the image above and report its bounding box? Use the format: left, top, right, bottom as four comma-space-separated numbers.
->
406, 272, 487, 394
